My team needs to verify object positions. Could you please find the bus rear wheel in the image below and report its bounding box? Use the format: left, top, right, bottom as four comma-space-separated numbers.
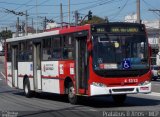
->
112, 94, 126, 105
24, 79, 32, 98
68, 83, 78, 104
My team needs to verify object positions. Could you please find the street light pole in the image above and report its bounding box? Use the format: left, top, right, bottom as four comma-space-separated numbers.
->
136, 0, 141, 23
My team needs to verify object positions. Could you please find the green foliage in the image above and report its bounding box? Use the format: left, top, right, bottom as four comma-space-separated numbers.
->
0, 30, 12, 39
81, 15, 107, 25
0, 30, 12, 50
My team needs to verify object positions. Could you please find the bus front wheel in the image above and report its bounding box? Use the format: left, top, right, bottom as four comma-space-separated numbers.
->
68, 83, 78, 104
112, 94, 126, 105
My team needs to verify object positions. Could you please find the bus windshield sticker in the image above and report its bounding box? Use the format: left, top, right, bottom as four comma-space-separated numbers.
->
99, 63, 118, 69
70, 63, 74, 75
122, 59, 131, 69
60, 64, 64, 74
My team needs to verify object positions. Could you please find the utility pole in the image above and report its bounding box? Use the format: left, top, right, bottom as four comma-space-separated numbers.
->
68, 0, 70, 26
43, 16, 47, 31
25, 10, 28, 36
16, 17, 19, 37
36, 0, 38, 33
60, 3, 63, 28
4, 8, 29, 35
32, 18, 34, 33
136, 0, 141, 23
75, 10, 79, 26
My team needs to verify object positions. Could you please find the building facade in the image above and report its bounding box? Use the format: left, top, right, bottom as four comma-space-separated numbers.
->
125, 14, 160, 65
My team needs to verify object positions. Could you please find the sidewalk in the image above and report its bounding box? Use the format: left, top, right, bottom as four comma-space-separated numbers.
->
0, 56, 5, 75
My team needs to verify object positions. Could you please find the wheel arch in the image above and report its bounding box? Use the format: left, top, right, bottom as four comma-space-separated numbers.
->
23, 75, 29, 86
64, 76, 73, 94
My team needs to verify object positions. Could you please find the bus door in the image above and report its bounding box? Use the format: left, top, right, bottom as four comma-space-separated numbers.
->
33, 42, 42, 90
11, 45, 18, 87
75, 32, 88, 94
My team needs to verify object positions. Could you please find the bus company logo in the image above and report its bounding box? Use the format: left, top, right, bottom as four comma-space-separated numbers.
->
43, 64, 54, 71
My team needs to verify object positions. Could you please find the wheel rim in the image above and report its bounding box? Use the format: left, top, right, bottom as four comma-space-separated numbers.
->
24, 84, 28, 94
68, 86, 75, 99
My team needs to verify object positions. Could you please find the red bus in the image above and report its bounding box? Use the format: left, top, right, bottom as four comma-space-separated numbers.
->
5, 22, 151, 104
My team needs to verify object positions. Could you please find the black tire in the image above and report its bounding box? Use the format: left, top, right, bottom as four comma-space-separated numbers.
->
68, 82, 78, 104
153, 77, 157, 81
112, 94, 126, 105
23, 78, 32, 98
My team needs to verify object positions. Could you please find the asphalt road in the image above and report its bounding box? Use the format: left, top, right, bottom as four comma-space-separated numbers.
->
0, 63, 160, 117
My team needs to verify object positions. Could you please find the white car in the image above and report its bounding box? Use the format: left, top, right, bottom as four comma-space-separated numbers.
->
151, 65, 160, 80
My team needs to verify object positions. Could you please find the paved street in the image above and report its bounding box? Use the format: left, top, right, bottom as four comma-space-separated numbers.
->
0, 63, 160, 117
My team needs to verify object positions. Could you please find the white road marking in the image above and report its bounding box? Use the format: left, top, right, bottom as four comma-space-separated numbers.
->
65, 109, 97, 112
152, 84, 160, 86
0, 72, 6, 79
145, 92, 160, 97
0, 78, 2, 80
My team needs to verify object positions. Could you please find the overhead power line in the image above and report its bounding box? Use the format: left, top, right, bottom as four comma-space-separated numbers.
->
4, 8, 28, 16
0, 0, 107, 7
110, 0, 129, 21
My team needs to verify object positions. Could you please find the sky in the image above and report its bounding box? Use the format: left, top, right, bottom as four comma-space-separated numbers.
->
0, 0, 160, 31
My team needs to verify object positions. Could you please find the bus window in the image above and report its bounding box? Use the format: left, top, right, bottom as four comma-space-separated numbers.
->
26, 40, 33, 61
18, 40, 32, 61
42, 38, 52, 60
52, 36, 62, 60
19, 41, 25, 61
7, 43, 11, 62
62, 35, 74, 59
52, 48, 61, 59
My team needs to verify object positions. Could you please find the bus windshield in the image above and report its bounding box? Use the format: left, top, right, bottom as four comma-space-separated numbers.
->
92, 33, 149, 71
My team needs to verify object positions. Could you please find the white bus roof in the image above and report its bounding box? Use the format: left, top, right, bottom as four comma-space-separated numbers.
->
6, 30, 59, 43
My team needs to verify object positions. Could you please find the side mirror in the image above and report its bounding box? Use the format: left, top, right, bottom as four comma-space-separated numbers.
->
149, 45, 152, 58
149, 45, 151, 56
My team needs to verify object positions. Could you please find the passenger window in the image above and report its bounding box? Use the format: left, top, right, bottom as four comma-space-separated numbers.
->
62, 35, 74, 59
52, 36, 62, 60
42, 38, 52, 60
18, 40, 32, 61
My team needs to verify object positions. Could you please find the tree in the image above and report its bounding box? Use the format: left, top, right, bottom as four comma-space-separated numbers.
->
0, 30, 12, 50
0, 30, 12, 39
80, 15, 107, 25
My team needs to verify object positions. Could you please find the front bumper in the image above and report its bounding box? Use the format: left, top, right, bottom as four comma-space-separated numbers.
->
90, 83, 151, 96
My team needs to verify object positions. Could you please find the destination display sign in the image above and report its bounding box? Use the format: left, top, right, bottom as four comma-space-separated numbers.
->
91, 24, 144, 33
110, 27, 139, 33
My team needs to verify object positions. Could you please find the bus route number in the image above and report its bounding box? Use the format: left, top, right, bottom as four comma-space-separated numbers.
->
124, 79, 138, 83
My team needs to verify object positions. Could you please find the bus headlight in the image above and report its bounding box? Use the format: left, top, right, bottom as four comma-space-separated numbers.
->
138, 81, 150, 86
92, 82, 107, 87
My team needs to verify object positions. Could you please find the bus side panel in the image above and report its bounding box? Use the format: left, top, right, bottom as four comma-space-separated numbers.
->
18, 62, 34, 90
58, 61, 75, 94
7, 62, 12, 87
41, 61, 60, 93
42, 79, 60, 93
